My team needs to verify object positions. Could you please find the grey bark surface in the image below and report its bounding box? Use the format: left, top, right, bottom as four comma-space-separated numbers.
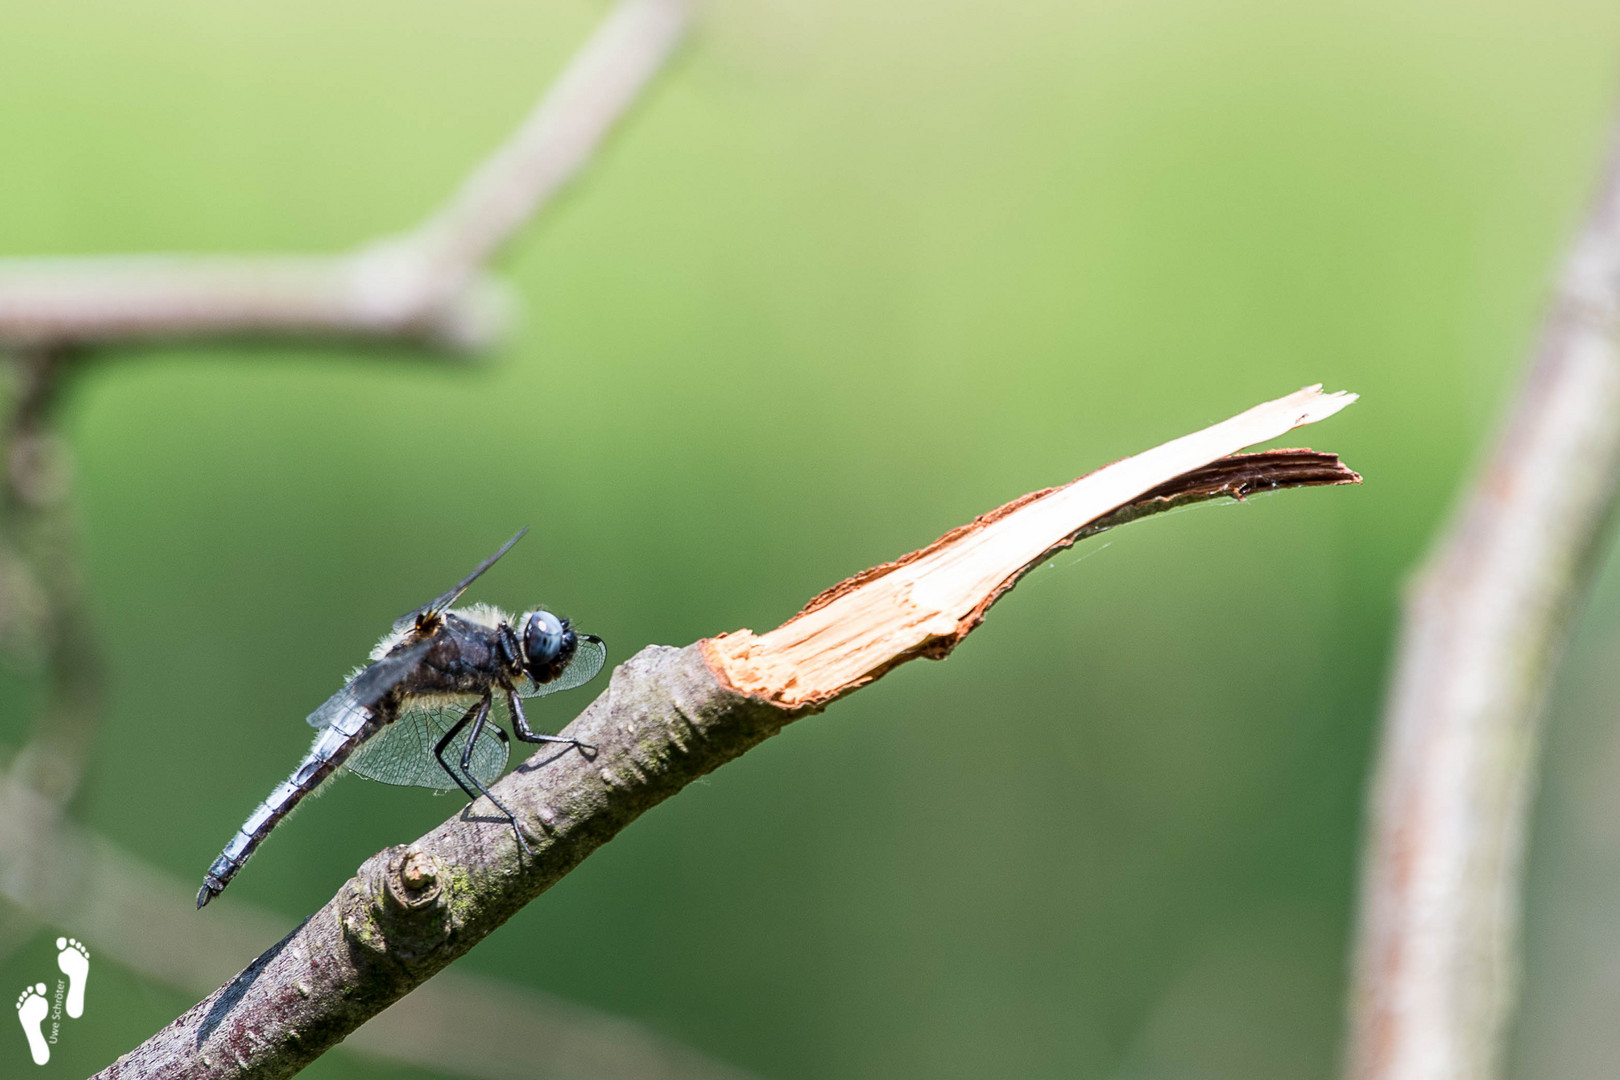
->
0, 772, 754, 1080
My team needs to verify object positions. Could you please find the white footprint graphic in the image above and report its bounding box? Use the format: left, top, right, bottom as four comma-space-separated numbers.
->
15, 984, 49, 1065
56, 937, 88, 1019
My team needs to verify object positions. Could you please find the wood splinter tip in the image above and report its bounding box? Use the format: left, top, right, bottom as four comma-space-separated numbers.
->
705, 387, 1360, 710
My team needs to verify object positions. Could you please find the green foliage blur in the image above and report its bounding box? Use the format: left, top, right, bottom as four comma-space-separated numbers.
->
4, 0, 1620, 1076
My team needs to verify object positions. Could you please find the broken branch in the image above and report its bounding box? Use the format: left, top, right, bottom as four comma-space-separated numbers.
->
708, 386, 1356, 708
97, 386, 1357, 1079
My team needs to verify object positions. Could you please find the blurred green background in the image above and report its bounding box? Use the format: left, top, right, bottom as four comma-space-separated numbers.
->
5, 0, 1620, 1076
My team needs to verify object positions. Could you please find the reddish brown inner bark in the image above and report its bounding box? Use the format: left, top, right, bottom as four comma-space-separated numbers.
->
704, 449, 1358, 710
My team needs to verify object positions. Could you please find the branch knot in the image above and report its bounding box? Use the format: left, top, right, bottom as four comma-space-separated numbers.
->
339, 846, 457, 967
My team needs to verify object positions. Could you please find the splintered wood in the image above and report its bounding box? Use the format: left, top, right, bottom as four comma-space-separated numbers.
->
704, 385, 1359, 709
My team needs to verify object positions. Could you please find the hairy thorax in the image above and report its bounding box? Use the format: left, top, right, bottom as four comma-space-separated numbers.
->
396, 614, 513, 699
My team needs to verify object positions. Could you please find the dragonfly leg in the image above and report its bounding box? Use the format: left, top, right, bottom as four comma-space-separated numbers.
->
431, 700, 484, 802
506, 686, 596, 753
435, 695, 532, 855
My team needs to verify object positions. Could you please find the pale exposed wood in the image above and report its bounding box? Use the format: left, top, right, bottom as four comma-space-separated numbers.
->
707, 385, 1357, 708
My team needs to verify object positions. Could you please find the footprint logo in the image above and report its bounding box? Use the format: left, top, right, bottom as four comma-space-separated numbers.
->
56, 938, 88, 1019
15, 984, 48, 1065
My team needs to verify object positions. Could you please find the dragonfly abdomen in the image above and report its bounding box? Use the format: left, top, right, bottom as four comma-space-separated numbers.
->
196, 709, 380, 908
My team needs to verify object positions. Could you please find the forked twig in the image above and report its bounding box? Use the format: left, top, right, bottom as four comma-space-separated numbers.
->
0, 0, 688, 351
97, 387, 1359, 1080
1345, 108, 1620, 1080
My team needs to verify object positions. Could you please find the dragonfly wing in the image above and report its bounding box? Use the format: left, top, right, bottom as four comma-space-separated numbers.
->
306, 683, 361, 731
392, 529, 529, 635
519, 634, 607, 699
306, 639, 433, 729
344, 700, 511, 790
343, 705, 451, 788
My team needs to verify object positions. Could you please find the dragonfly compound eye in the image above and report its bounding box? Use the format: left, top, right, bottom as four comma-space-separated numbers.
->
523, 610, 573, 678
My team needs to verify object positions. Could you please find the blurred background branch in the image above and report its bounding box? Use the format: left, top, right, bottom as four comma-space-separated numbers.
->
1346, 95, 1620, 1080
0, 345, 102, 807
0, 0, 687, 352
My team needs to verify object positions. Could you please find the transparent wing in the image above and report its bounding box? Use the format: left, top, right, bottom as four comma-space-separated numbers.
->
518, 634, 606, 699
306, 639, 434, 730
392, 529, 528, 635
343, 700, 512, 790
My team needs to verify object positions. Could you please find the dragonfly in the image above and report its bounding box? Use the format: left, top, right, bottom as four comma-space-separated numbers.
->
197, 529, 605, 909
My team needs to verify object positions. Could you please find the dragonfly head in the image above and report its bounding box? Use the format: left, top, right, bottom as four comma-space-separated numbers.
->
522, 609, 577, 684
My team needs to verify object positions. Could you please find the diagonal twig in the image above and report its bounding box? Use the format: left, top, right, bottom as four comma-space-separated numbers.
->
96, 386, 1359, 1080
0, 0, 688, 351
1345, 104, 1620, 1080
0, 773, 755, 1080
